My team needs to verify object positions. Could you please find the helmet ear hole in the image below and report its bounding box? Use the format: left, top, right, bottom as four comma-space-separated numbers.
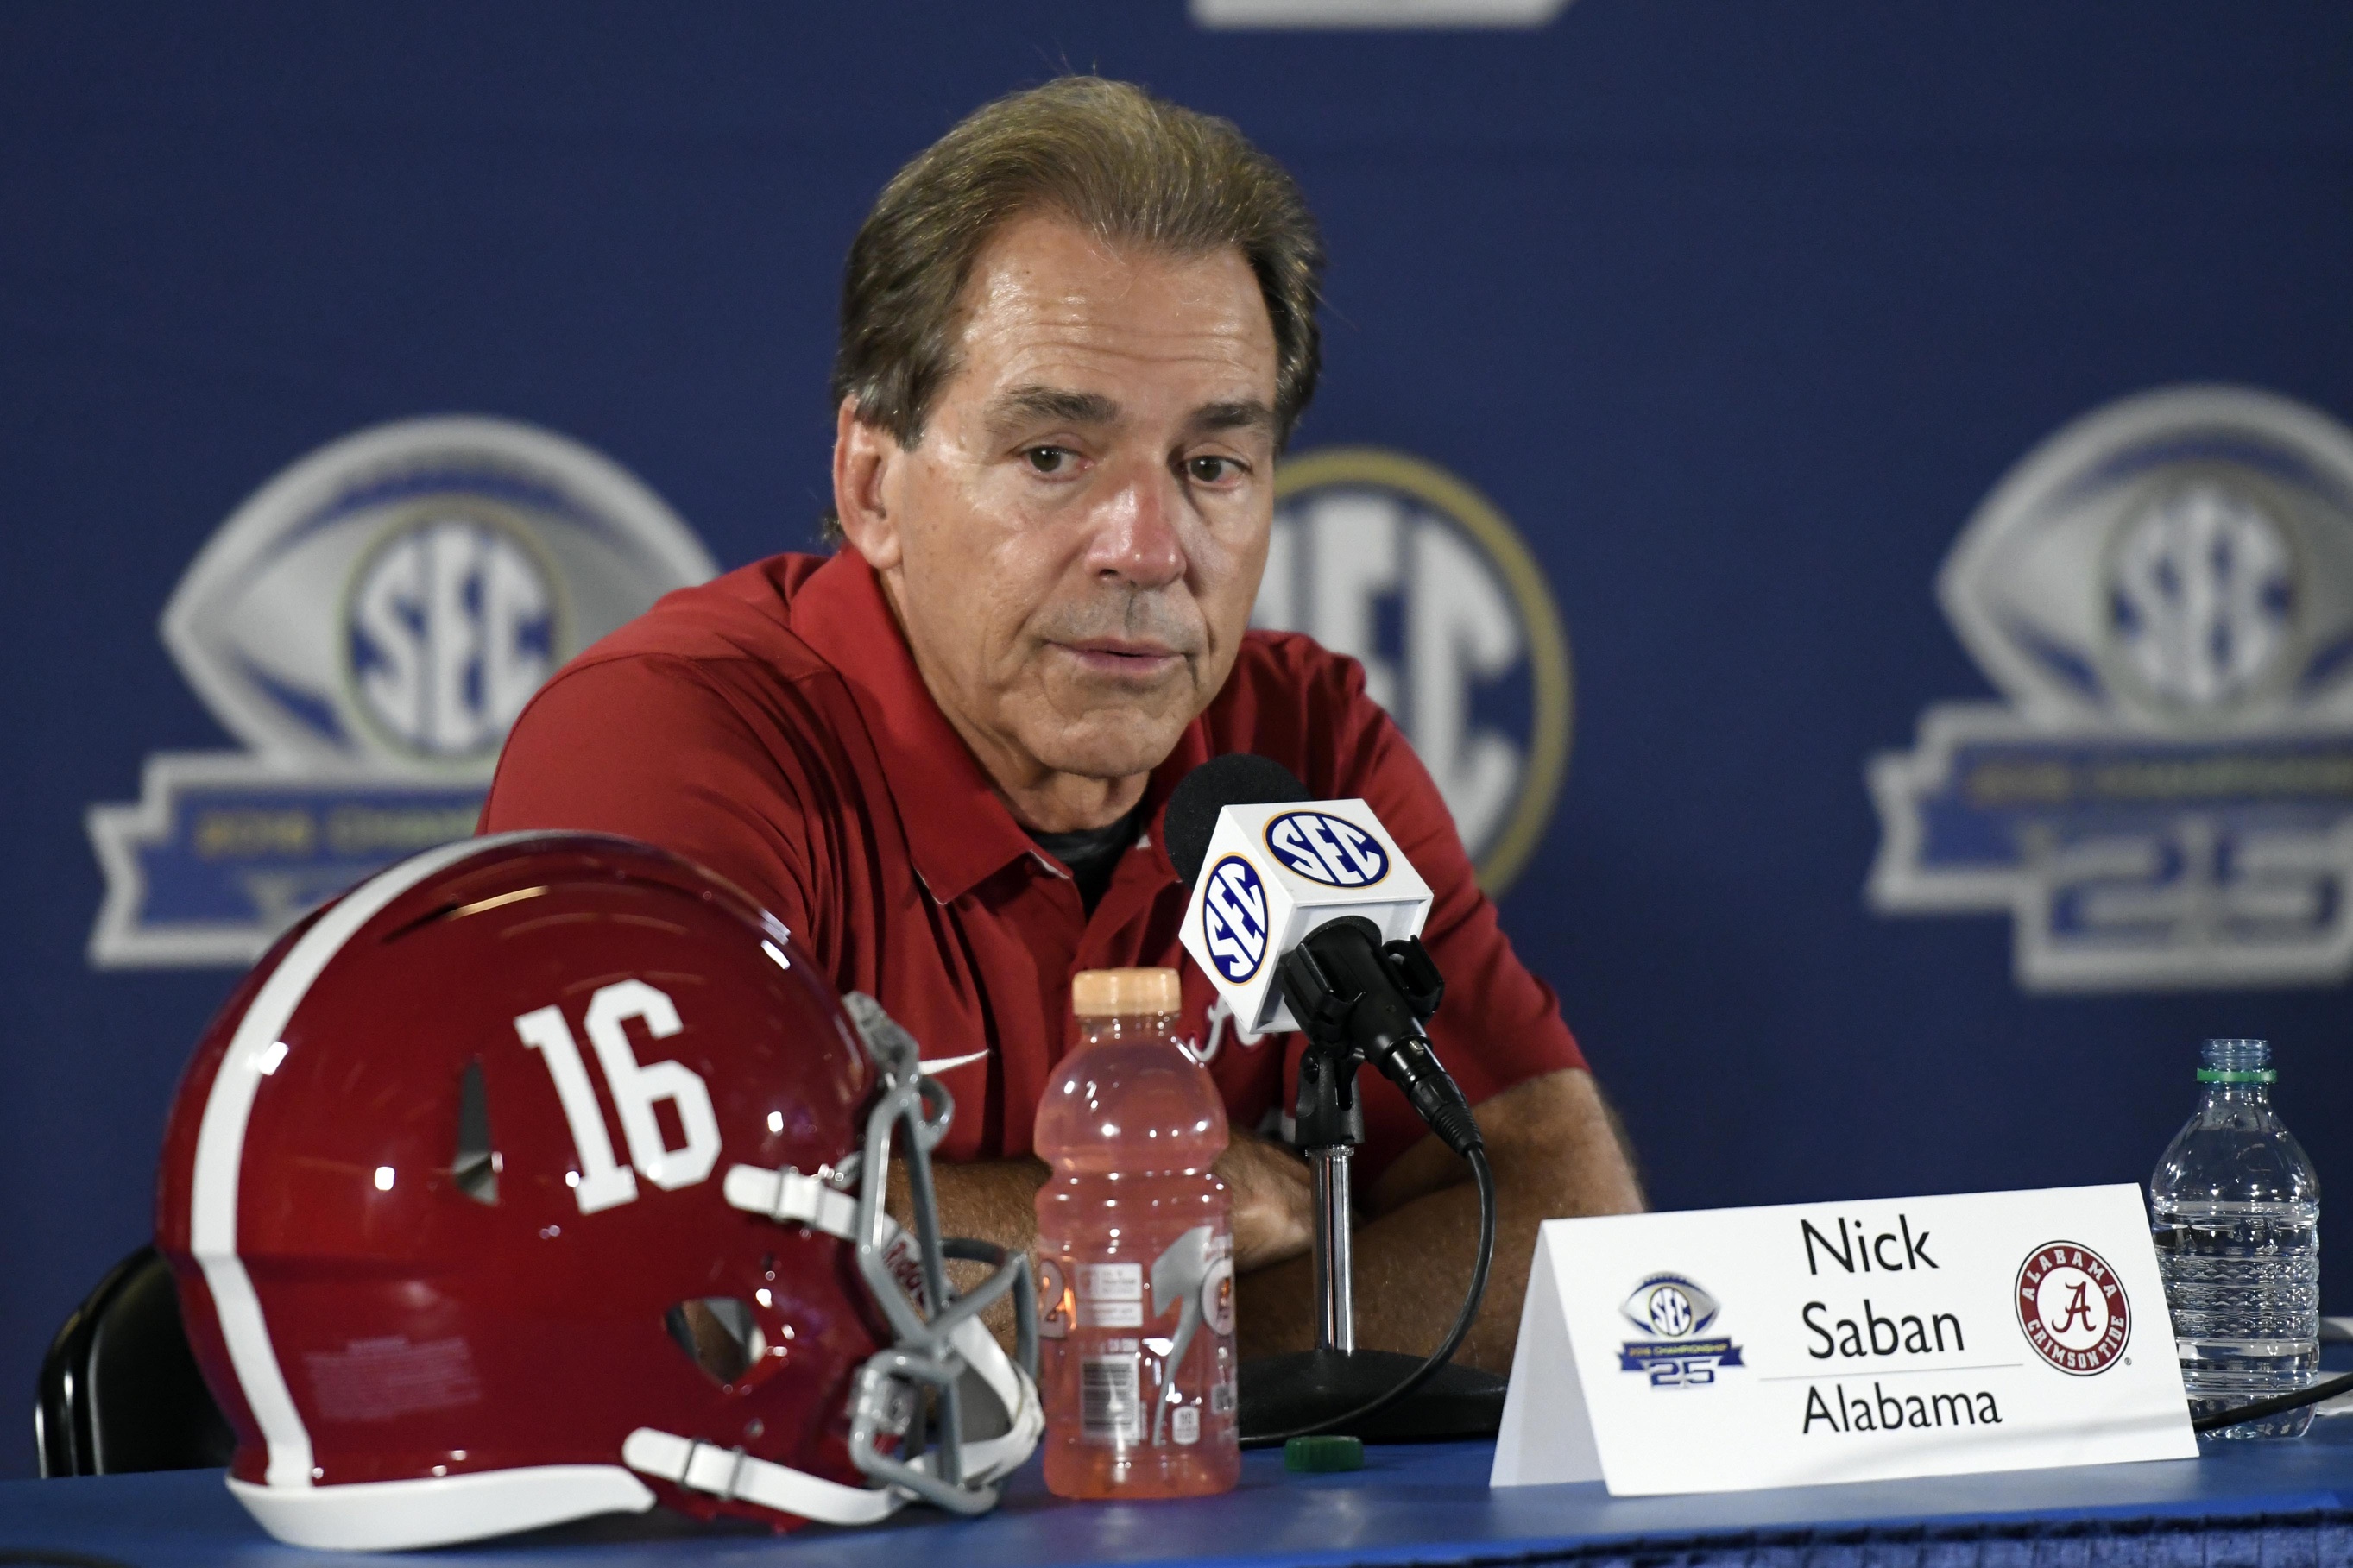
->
453, 1058, 499, 1205
666, 1297, 767, 1385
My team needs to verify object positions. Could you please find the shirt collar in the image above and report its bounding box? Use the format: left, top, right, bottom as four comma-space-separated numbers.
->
789, 549, 1207, 907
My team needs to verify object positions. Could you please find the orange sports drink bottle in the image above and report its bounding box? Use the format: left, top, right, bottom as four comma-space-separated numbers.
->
1034, 967, 1240, 1499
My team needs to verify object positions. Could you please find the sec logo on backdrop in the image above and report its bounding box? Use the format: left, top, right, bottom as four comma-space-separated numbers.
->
1258, 449, 1573, 894
87, 417, 715, 966
1870, 387, 2353, 991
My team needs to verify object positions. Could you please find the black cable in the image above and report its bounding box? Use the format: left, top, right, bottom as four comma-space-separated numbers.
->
2191, 1367, 2353, 1433
1240, 1143, 1496, 1447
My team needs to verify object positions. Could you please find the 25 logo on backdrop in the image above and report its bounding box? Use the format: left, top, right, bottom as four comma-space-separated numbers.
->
1870, 387, 2353, 991
87, 418, 715, 967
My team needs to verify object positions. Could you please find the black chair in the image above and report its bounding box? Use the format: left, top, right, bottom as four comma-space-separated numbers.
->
35, 1244, 234, 1477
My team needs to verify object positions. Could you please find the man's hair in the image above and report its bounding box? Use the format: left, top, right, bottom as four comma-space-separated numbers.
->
826, 75, 1324, 534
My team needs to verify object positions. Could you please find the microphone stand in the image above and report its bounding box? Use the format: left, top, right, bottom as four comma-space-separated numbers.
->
1236, 924, 1507, 1443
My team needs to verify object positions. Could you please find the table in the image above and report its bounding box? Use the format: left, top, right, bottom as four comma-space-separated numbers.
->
8, 1425, 2353, 1567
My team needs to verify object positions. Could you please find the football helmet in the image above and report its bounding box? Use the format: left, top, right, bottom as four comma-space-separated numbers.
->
155, 833, 1041, 1550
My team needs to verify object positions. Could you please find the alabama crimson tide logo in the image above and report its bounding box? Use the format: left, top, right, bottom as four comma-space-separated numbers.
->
2016, 1240, 2131, 1375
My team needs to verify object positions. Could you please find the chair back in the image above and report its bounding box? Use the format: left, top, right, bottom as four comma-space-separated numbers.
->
35, 1244, 235, 1477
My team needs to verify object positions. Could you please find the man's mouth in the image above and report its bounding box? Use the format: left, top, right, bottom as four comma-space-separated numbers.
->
1054, 638, 1185, 679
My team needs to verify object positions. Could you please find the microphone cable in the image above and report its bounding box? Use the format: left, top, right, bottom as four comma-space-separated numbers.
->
1240, 1137, 1496, 1447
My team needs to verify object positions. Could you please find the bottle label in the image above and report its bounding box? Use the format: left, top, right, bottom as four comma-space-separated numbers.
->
1202, 1254, 1236, 1337
1081, 1353, 1145, 1443
1037, 1257, 1072, 1340
1049, 1225, 1237, 1452
1079, 1262, 1145, 1327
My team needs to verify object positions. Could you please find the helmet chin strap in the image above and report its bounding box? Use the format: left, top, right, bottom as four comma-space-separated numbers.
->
691, 993, 1047, 1522
621, 1428, 906, 1526
621, 1313, 1044, 1527
716, 1163, 1044, 1520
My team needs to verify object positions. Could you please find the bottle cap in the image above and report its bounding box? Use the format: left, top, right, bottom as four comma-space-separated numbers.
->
2198, 1036, 2276, 1084
1284, 1434, 1365, 1472
1071, 967, 1181, 1018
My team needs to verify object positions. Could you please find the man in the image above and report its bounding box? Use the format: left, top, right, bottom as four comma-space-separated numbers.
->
483, 76, 1641, 1370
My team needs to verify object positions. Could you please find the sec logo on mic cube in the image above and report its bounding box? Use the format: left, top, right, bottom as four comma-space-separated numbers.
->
1178, 798, 1433, 1035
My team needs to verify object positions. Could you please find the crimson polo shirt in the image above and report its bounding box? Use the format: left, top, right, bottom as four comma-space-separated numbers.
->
480, 549, 1585, 1180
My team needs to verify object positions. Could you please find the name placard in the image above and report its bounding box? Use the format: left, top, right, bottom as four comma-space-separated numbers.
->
1492, 1185, 2195, 1496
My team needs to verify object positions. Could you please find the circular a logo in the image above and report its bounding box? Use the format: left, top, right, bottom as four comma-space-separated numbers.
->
1199, 854, 1270, 984
1264, 809, 1391, 889
1263, 449, 1573, 895
345, 510, 562, 764
2016, 1241, 2131, 1376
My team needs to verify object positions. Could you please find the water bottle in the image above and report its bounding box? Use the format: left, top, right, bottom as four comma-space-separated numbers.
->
1034, 967, 1240, 1499
2149, 1037, 2320, 1439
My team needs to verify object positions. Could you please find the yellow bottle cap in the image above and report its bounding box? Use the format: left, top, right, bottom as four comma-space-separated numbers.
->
1071, 967, 1181, 1018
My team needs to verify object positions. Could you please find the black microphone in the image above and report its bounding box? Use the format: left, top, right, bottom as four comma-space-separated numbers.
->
1280, 917, 1479, 1158
1165, 753, 1312, 888
1165, 756, 1482, 1157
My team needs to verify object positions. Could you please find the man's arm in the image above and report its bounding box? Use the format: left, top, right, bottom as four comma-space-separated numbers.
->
1234, 1067, 1643, 1372
888, 1129, 1322, 1343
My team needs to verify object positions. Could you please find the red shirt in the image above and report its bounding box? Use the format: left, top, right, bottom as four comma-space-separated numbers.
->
481, 550, 1584, 1180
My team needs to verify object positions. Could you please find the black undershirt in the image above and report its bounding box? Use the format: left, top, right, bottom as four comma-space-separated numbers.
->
1029, 806, 1143, 914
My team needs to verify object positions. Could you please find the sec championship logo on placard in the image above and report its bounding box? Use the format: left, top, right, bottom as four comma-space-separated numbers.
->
1616, 1274, 1744, 1387
1260, 449, 1571, 893
2016, 1242, 2130, 1376
1871, 387, 2353, 992
86, 417, 715, 966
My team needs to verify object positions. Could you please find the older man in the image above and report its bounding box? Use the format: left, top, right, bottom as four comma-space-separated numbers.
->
482, 76, 1641, 1370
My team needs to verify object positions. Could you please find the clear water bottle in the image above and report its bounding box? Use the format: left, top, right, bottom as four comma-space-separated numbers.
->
2149, 1037, 2320, 1439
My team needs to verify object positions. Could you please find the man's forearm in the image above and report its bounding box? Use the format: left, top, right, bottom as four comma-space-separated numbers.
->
891, 1141, 1306, 1348
1235, 1067, 1643, 1372
886, 1156, 1049, 1347
887, 1156, 1049, 1254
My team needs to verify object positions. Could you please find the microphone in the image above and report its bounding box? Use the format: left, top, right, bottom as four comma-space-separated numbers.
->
1169, 757, 1479, 1158
1169, 758, 1503, 1447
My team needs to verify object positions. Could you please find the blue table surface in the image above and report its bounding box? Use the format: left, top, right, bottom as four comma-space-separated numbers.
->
8, 1423, 2353, 1567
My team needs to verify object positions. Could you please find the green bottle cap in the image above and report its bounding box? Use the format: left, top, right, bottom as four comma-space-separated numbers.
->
1284, 1434, 1366, 1473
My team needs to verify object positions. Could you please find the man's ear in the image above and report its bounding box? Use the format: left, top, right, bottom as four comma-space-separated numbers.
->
832, 398, 905, 570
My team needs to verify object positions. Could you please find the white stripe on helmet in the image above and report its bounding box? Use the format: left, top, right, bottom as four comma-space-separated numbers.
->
186, 832, 562, 1489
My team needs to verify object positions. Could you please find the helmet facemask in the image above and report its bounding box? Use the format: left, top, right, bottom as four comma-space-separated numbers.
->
837, 992, 1041, 1513
668, 991, 1042, 1523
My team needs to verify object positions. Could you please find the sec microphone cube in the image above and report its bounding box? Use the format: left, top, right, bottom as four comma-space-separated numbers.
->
1178, 799, 1433, 1035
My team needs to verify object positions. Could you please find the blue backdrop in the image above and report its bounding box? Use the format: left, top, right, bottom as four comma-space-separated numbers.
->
5, 3, 2352, 1477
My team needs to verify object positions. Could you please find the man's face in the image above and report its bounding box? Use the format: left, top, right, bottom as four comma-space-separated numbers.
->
840, 212, 1279, 821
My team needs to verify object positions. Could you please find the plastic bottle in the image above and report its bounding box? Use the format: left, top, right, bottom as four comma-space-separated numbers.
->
2149, 1037, 2321, 1439
1033, 967, 1240, 1499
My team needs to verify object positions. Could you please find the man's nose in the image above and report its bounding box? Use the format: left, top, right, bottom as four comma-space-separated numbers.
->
1085, 462, 1187, 589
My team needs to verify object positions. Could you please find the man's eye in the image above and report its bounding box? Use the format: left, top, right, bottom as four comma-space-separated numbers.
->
1185, 456, 1242, 484
1025, 447, 1072, 475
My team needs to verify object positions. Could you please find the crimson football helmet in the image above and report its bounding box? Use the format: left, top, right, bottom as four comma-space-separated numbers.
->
155, 833, 1041, 1550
